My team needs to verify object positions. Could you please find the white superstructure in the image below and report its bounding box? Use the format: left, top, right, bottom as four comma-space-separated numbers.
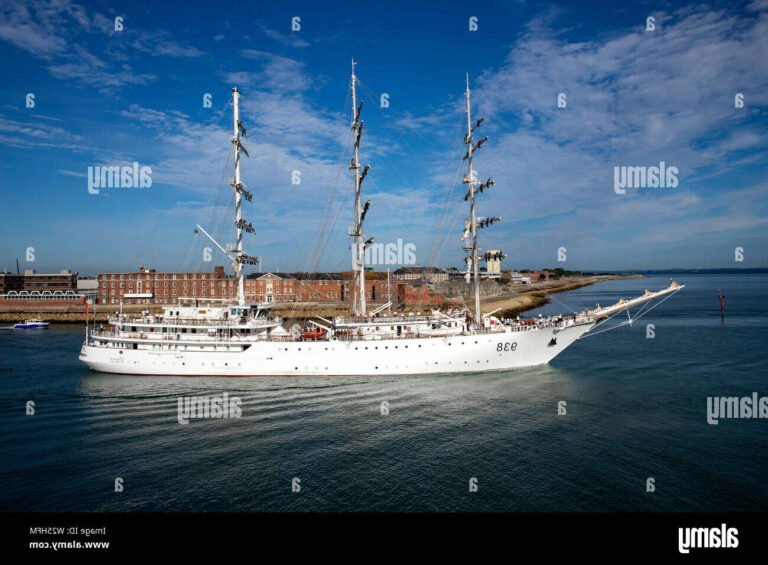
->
79, 65, 684, 376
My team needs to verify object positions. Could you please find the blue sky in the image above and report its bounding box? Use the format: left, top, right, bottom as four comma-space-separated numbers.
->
0, 0, 766, 276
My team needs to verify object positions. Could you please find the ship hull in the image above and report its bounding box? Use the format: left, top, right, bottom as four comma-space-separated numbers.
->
79, 322, 594, 376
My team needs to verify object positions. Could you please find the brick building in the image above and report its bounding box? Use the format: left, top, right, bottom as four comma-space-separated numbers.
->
96, 266, 442, 307
98, 266, 233, 305
398, 283, 445, 306
393, 267, 449, 283
244, 272, 399, 304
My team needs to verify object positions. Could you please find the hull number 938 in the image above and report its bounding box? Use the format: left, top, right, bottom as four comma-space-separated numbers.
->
496, 342, 518, 352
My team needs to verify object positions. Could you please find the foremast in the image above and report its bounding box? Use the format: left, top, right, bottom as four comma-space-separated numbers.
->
230, 86, 258, 305
349, 60, 372, 316
462, 75, 503, 325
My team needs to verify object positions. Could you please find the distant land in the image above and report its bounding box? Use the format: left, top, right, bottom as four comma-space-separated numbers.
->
588, 268, 768, 275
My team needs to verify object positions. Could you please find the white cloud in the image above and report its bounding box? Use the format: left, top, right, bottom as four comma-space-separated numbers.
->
410, 3, 768, 268
0, 0, 203, 90
256, 22, 310, 48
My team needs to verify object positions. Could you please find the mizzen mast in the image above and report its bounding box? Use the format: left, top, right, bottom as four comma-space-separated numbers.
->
349, 60, 373, 316
462, 75, 503, 325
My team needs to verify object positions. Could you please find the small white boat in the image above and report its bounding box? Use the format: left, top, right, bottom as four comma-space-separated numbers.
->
13, 319, 50, 329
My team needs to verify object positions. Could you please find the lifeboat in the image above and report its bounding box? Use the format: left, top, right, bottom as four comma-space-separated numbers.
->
301, 328, 327, 341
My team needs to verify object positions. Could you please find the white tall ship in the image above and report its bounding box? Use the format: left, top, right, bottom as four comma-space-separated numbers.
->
79, 63, 684, 376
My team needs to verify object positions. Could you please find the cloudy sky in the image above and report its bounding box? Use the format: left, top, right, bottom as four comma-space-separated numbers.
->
0, 0, 766, 275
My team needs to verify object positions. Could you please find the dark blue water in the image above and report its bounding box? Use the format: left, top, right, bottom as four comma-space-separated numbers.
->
1, 274, 766, 511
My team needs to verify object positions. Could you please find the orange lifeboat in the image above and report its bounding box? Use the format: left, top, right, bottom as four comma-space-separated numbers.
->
300, 328, 327, 341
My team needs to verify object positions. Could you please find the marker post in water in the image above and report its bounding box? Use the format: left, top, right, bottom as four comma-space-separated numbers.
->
718, 289, 725, 322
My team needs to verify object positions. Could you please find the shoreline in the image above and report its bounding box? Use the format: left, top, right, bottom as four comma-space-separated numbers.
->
0, 275, 639, 324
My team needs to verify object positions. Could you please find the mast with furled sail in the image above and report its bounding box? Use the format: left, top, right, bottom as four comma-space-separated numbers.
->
462, 75, 503, 324
349, 60, 373, 316
195, 86, 259, 305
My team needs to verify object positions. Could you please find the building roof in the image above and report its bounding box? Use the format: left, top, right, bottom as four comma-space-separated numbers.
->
245, 272, 348, 281
286, 272, 345, 281
393, 267, 446, 275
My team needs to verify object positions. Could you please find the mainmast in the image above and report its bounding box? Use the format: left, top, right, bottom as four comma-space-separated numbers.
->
230, 86, 257, 305
462, 75, 502, 326
349, 60, 372, 316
